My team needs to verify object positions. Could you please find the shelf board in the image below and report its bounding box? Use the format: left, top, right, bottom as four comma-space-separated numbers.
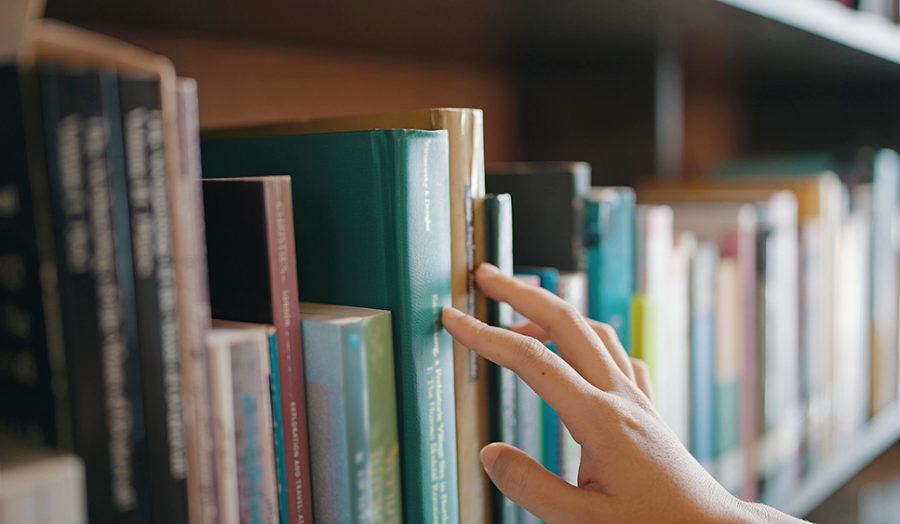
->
719, 0, 900, 66
772, 404, 900, 517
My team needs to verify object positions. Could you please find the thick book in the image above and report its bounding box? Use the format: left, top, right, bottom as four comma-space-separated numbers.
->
0, 441, 86, 524
300, 303, 402, 524
584, 187, 635, 352
200, 128, 457, 523
486, 162, 591, 271
208, 323, 280, 524
201, 175, 312, 524
37, 66, 149, 523
483, 193, 517, 524
118, 73, 188, 524
203, 108, 491, 523
211, 320, 288, 524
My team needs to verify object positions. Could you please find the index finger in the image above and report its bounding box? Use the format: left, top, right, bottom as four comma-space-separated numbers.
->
476, 263, 626, 393
441, 306, 596, 439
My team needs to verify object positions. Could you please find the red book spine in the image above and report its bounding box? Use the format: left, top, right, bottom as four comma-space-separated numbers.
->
264, 180, 314, 523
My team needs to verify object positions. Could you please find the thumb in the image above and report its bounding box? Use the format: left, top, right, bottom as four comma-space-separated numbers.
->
481, 442, 587, 523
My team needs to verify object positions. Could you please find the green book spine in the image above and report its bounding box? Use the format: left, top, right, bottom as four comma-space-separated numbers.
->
484, 194, 517, 524
364, 313, 402, 524
201, 128, 457, 523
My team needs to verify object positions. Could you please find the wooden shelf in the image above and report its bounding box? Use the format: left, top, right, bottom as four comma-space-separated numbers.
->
771, 404, 900, 517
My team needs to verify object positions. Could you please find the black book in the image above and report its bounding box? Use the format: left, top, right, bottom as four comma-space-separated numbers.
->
485, 162, 591, 271
38, 66, 149, 523
118, 75, 188, 524
0, 65, 70, 447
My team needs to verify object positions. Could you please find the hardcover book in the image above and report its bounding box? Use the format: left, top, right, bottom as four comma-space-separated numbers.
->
486, 162, 591, 271
202, 175, 312, 524
200, 128, 457, 523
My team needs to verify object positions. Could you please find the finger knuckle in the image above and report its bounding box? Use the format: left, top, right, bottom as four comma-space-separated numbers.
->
513, 337, 549, 371
630, 357, 648, 373
500, 458, 531, 500
596, 322, 618, 340
553, 303, 584, 329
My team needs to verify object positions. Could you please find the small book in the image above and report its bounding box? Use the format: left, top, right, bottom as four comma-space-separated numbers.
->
300, 303, 402, 524
205, 327, 279, 524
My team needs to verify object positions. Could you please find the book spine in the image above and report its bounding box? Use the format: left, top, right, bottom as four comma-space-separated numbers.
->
174, 79, 216, 524
119, 76, 188, 523
39, 67, 143, 523
303, 321, 352, 523
386, 130, 458, 523
264, 330, 290, 524
207, 333, 239, 524
263, 179, 313, 524
364, 313, 402, 524
344, 322, 373, 523
0, 65, 70, 447
229, 335, 279, 524
690, 244, 717, 471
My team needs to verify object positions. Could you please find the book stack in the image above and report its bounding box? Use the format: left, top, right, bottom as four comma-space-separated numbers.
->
5, 15, 900, 524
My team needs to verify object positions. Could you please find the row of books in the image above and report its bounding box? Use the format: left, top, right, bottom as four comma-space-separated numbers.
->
5, 18, 899, 524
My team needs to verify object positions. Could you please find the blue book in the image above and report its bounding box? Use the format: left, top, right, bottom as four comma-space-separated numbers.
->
585, 187, 635, 352
514, 267, 560, 476
300, 303, 402, 524
690, 244, 718, 471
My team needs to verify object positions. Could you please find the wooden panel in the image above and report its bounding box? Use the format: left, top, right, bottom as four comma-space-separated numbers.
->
99, 30, 519, 161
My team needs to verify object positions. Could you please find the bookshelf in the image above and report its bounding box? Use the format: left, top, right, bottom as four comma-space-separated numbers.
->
34, 0, 900, 518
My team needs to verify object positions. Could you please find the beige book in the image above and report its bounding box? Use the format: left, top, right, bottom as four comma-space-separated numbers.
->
204, 108, 492, 523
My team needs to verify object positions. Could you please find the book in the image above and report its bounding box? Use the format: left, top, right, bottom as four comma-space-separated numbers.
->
511, 273, 543, 524
483, 193, 517, 524
514, 267, 561, 477
37, 65, 149, 523
486, 162, 592, 271
690, 243, 719, 472
0, 441, 86, 524
633, 205, 673, 390
714, 256, 743, 495
118, 73, 188, 524
584, 187, 635, 352
300, 303, 402, 524
200, 128, 457, 523
203, 109, 491, 522
556, 271, 587, 486
201, 175, 312, 524
205, 330, 241, 524
208, 322, 279, 524
660, 232, 694, 448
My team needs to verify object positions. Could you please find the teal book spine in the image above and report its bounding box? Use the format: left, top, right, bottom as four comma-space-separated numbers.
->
265, 331, 289, 524
201, 129, 457, 523
364, 313, 403, 524
585, 188, 635, 352
514, 267, 560, 476
484, 194, 517, 524
690, 244, 717, 471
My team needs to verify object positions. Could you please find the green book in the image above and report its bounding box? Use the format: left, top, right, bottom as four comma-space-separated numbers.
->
299, 303, 401, 524
201, 129, 457, 523
484, 194, 517, 524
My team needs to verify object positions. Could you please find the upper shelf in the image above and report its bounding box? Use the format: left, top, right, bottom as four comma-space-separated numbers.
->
42, 0, 900, 81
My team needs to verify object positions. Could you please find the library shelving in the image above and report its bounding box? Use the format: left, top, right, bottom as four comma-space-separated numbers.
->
39, 0, 900, 518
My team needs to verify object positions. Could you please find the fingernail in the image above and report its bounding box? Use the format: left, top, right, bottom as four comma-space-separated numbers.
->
442, 306, 465, 320
477, 262, 500, 276
480, 443, 501, 473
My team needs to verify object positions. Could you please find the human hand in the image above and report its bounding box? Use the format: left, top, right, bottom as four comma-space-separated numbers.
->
441, 263, 806, 524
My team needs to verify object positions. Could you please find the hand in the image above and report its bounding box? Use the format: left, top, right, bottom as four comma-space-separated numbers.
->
441, 263, 806, 524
